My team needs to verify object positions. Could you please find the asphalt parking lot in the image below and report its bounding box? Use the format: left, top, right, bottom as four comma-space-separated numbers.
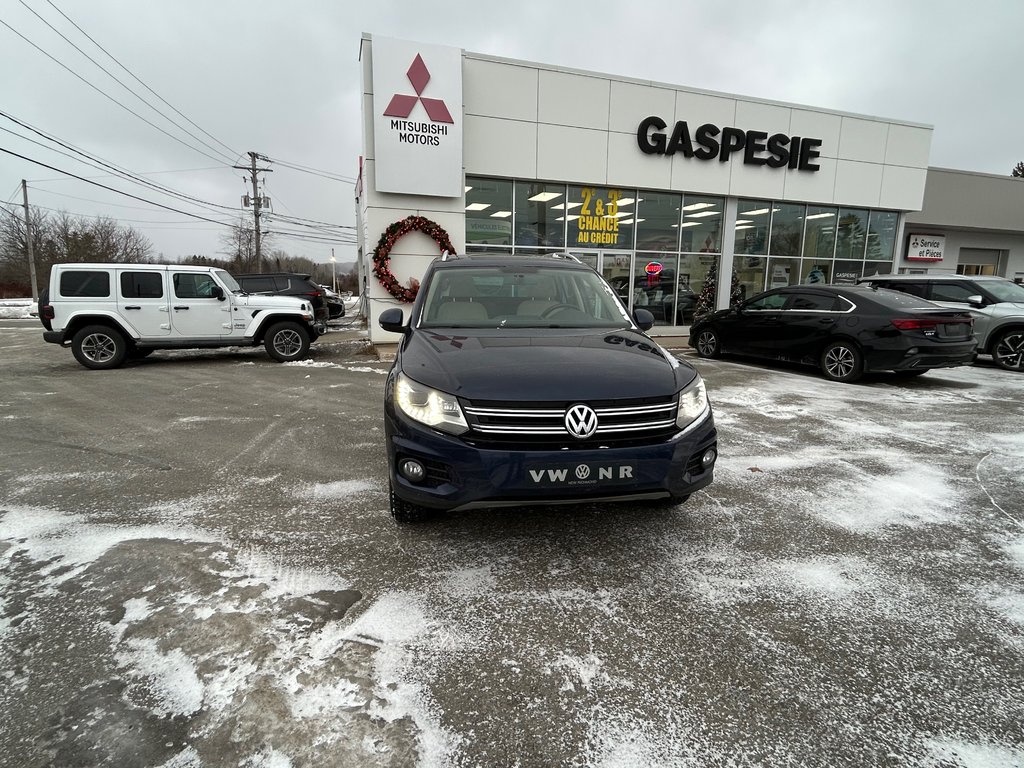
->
1, 317, 1023, 768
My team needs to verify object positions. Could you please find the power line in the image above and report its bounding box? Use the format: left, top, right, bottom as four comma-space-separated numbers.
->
42, 0, 240, 162
0, 110, 240, 216
0, 17, 231, 166
0, 146, 237, 228
266, 156, 357, 183
18, 0, 236, 165
29, 165, 226, 183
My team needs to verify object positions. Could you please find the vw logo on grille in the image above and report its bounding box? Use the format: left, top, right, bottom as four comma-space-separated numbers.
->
564, 404, 598, 439
575, 464, 591, 480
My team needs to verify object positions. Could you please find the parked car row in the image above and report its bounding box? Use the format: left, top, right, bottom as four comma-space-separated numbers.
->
232, 272, 346, 324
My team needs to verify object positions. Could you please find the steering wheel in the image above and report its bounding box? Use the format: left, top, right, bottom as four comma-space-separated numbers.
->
539, 304, 577, 319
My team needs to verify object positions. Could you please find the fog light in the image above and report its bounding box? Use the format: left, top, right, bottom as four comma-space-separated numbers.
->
701, 448, 717, 468
400, 459, 426, 483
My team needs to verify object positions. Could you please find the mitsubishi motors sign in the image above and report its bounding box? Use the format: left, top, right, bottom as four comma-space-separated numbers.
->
371, 37, 462, 197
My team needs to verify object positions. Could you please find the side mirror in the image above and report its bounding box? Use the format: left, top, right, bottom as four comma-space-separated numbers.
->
211, 285, 225, 301
633, 308, 655, 331
966, 294, 985, 307
378, 307, 408, 334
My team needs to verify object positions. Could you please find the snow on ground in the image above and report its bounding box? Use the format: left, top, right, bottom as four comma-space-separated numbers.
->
2, 352, 1023, 765
0, 299, 33, 319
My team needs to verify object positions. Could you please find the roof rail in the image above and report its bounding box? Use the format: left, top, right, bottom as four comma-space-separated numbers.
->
547, 252, 582, 264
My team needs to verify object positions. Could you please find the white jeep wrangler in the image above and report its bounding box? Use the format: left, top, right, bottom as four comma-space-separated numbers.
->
40, 263, 321, 369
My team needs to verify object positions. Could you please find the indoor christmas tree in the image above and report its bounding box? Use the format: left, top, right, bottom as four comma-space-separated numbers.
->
694, 260, 745, 319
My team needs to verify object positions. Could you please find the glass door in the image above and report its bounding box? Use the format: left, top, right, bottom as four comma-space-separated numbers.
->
567, 250, 635, 309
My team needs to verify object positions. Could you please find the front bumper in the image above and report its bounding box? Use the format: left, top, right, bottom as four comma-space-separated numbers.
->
386, 408, 718, 512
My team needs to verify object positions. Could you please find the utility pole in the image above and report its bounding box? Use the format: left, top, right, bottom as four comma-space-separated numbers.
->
331, 248, 337, 293
21, 180, 38, 301
234, 152, 272, 272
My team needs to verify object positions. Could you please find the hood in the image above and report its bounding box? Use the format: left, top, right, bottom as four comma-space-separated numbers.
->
399, 327, 697, 401
234, 293, 311, 312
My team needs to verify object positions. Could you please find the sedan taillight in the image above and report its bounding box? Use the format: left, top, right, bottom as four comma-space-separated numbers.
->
891, 318, 942, 331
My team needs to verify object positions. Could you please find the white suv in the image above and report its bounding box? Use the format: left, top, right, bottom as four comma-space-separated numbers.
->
40, 263, 321, 369
858, 274, 1024, 372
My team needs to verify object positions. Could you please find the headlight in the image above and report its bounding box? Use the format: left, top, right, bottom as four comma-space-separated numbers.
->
676, 376, 710, 429
395, 372, 468, 435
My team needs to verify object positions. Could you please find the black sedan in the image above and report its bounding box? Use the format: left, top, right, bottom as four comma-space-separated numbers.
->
689, 285, 977, 382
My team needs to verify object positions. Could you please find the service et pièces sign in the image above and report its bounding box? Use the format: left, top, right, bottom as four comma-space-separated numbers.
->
907, 234, 946, 261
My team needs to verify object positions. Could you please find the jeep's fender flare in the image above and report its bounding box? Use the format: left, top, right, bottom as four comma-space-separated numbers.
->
60, 311, 140, 343
246, 312, 313, 341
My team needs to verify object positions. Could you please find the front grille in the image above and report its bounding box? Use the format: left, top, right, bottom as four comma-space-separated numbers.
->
462, 395, 678, 450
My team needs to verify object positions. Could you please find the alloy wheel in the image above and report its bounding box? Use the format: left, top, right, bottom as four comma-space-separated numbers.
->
993, 331, 1024, 371
824, 345, 856, 379
82, 333, 117, 364
273, 329, 303, 357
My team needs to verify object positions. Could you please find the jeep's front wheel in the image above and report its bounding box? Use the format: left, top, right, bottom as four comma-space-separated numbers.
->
389, 482, 432, 524
264, 321, 310, 362
71, 325, 128, 370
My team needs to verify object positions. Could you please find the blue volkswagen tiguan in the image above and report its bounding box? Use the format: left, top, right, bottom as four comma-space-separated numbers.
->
377, 254, 718, 522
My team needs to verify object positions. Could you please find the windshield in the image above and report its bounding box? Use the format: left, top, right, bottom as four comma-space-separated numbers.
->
419, 266, 633, 329
986, 279, 1024, 303
215, 270, 242, 292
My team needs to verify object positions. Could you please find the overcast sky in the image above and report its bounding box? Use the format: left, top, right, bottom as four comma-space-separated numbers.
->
1, 0, 1021, 265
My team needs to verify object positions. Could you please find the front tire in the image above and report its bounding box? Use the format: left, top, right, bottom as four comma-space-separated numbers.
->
71, 325, 127, 370
264, 321, 310, 362
389, 482, 432, 523
820, 340, 864, 383
694, 329, 721, 358
991, 329, 1024, 371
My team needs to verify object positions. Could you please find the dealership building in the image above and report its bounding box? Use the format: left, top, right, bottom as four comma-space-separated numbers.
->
357, 35, 1024, 343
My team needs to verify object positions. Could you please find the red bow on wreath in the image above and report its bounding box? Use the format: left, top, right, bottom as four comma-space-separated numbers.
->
372, 215, 455, 303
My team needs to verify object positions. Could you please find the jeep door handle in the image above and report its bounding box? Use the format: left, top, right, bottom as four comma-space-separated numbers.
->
124, 305, 141, 310
174, 306, 189, 310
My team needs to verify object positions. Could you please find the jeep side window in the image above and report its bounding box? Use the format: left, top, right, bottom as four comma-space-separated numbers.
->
173, 273, 218, 299
927, 283, 977, 302
121, 272, 163, 298
60, 270, 110, 297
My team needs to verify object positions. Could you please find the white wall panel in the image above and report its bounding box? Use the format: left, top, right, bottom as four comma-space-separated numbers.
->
537, 124, 608, 184
607, 132, 672, 190
674, 90, 736, 128
879, 165, 928, 211
782, 157, 838, 204
789, 110, 842, 159
464, 115, 537, 179
609, 81, 676, 134
669, 153, 731, 196
361, 93, 376, 159
464, 58, 538, 121
838, 117, 888, 163
834, 160, 883, 208
538, 70, 610, 130
734, 101, 792, 138
884, 124, 932, 169
729, 159, 786, 200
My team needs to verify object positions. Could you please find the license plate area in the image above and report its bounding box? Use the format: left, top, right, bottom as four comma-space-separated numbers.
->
527, 462, 637, 487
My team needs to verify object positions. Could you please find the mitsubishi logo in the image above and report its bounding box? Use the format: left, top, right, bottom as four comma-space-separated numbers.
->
383, 54, 454, 123
564, 404, 598, 439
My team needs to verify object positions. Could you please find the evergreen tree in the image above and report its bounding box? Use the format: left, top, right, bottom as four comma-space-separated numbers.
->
1013, 161, 1024, 178
694, 259, 744, 318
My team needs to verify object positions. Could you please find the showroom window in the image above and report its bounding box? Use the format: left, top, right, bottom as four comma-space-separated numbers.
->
769, 203, 805, 257
734, 199, 769, 255
680, 195, 723, 253
836, 208, 869, 260
566, 185, 635, 251
635, 192, 681, 251
466, 178, 513, 250
514, 181, 566, 248
866, 210, 898, 261
804, 206, 838, 261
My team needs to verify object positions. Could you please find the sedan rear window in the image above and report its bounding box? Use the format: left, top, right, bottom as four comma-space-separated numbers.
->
865, 288, 941, 310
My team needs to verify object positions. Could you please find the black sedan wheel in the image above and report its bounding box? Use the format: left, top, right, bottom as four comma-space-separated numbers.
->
991, 329, 1024, 371
820, 340, 864, 383
694, 329, 721, 358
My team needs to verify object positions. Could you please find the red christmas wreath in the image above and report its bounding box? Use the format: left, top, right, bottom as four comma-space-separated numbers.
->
372, 215, 455, 303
